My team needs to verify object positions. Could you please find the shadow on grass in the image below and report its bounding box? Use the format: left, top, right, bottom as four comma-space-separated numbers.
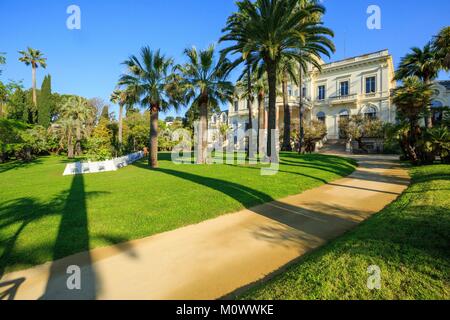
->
0, 174, 111, 300
231, 168, 450, 300
0, 158, 44, 174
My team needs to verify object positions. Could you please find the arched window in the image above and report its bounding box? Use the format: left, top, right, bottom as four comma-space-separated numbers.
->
317, 112, 326, 123
221, 114, 227, 123
364, 106, 377, 120
211, 115, 217, 123
431, 100, 444, 125
339, 109, 350, 120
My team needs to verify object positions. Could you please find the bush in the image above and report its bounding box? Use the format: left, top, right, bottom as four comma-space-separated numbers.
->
0, 119, 52, 162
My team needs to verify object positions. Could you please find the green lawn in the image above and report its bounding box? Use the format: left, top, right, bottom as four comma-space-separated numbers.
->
239, 165, 450, 300
0, 152, 355, 275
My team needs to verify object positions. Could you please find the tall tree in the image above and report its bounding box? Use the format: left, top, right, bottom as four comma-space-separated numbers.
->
59, 96, 96, 157
433, 26, 450, 71
18, 47, 47, 106
37, 75, 52, 128
236, 64, 257, 158
220, 0, 335, 161
120, 47, 179, 168
177, 45, 234, 164
110, 87, 138, 150
395, 44, 440, 128
0, 52, 5, 76
100, 105, 110, 120
278, 57, 298, 151
392, 76, 433, 164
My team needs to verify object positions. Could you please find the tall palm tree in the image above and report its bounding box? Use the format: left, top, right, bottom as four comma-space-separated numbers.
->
236, 64, 257, 158
220, 0, 335, 161
0, 52, 5, 76
120, 47, 178, 168
253, 73, 268, 153
18, 47, 47, 106
176, 45, 234, 164
433, 26, 450, 71
392, 76, 433, 164
278, 57, 298, 151
395, 43, 440, 128
110, 87, 138, 149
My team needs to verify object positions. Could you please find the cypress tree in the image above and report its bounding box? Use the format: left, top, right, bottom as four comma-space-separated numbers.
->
37, 75, 52, 127
101, 105, 110, 120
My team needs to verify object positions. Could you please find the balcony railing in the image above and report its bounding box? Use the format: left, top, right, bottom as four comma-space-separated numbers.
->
329, 93, 358, 104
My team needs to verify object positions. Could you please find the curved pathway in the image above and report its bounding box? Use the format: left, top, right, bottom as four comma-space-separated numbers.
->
0, 155, 410, 300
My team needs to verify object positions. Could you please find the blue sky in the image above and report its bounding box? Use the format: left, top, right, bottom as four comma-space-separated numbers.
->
1, 0, 449, 118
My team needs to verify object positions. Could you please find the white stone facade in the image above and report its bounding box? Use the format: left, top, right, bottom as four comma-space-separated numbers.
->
228, 50, 398, 140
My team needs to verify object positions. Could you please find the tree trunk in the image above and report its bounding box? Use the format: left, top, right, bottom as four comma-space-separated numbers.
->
298, 67, 304, 154
408, 120, 419, 165
246, 67, 254, 159
32, 63, 37, 106
281, 76, 292, 151
149, 105, 159, 168
257, 93, 264, 155
67, 132, 74, 159
75, 124, 82, 156
118, 104, 124, 149
266, 62, 278, 162
198, 98, 208, 164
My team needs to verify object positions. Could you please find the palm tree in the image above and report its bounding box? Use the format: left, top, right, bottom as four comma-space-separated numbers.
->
278, 57, 298, 151
253, 73, 268, 154
433, 26, 450, 71
110, 87, 138, 150
220, 0, 335, 161
176, 45, 234, 164
54, 117, 76, 158
395, 44, 440, 128
60, 96, 96, 157
392, 76, 433, 164
18, 47, 47, 106
120, 47, 178, 168
0, 52, 5, 76
236, 65, 257, 158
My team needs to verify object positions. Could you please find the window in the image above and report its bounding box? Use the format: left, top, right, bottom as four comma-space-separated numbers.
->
364, 106, 377, 119
317, 111, 326, 123
302, 87, 306, 98
431, 100, 444, 125
365, 76, 376, 94
339, 109, 350, 120
288, 85, 293, 97
340, 81, 349, 96
318, 85, 326, 100
234, 101, 239, 112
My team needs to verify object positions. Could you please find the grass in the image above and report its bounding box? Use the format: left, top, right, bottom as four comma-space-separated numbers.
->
239, 165, 450, 300
0, 152, 355, 275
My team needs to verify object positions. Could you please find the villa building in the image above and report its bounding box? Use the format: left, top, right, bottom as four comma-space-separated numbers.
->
228, 49, 397, 141
431, 81, 450, 124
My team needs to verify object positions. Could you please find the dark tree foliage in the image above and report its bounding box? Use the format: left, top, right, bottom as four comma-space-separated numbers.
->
37, 75, 52, 128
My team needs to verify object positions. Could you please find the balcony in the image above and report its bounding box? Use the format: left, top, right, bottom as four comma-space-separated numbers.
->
329, 93, 358, 105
